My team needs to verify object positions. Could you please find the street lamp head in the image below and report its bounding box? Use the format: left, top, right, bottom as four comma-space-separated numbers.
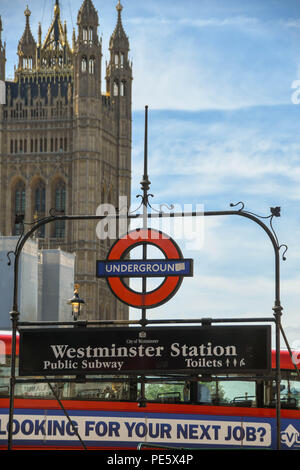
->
67, 284, 85, 321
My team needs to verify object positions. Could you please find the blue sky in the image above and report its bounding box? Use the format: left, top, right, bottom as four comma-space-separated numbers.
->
2, 0, 300, 347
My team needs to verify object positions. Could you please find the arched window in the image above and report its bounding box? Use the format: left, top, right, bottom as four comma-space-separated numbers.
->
83, 27, 88, 42
89, 27, 93, 42
120, 80, 126, 97
34, 181, 46, 237
53, 181, 66, 238
113, 80, 119, 96
55, 182, 65, 211
23, 57, 32, 69
81, 57, 87, 73
13, 181, 26, 235
114, 53, 119, 66
89, 57, 95, 74
34, 183, 45, 214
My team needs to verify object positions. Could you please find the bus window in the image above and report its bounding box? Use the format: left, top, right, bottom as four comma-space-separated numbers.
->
0, 357, 10, 397
280, 372, 300, 407
143, 381, 186, 403
265, 371, 300, 409
16, 381, 54, 399
142, 379, 257, 406
211, 379, 256, 407
68, 379, 132, 401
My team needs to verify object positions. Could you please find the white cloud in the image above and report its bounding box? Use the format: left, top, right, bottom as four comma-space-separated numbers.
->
129, 271, 300, 347
132, 115, 300, 202
128, 15, 260, 30
130, 9, 295, 111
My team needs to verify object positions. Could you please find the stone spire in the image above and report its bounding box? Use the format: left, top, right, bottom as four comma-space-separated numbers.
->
17, 6, 37, 70
0, 15, 6, 81
109, 1, 129, 51
18, 6, 36, 50
77, 0, 99, 26
39, 0, 72, 71
0, 16, 3, 46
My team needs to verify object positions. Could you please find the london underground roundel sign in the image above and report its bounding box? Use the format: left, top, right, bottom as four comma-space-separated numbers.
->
96, 228, 193, 309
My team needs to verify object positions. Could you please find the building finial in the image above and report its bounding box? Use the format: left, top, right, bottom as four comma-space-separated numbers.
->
109, 0, 129, 51
72, 27, 76, 50
24, 5, 31, 19
18, 4, 36, 50
54, 0, 60, 16
116, 1, 123, 13
38, 22, 42, 46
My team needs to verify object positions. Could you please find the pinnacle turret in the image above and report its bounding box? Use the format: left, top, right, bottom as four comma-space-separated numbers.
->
77, 0, 99, 26
17, 6, 36, 70
109, 1, 129, 52
18, 6, 36, 49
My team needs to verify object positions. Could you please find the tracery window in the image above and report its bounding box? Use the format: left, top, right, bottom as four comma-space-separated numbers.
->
120, 80, 126, 97
13, 181, 26, 235
81, 57, 87, 72
89, 57, 95, 74
34, 181, 46, 237
83, 27, 88, 42
53, 181, 66, 238
113, 80, 119, 96
34, 183, 46, 214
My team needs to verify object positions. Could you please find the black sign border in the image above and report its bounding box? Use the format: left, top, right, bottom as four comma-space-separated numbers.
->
19, 325, 272, 377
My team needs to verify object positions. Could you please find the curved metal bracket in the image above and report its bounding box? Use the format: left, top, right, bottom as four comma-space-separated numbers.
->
6, 208, 58, 266
230, 201, 288, 261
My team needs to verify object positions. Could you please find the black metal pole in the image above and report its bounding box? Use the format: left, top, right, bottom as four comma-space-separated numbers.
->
7, 309, 18, 450
139, 105, 150, 407
141, 105, 149, 327
17, 316, 276, 327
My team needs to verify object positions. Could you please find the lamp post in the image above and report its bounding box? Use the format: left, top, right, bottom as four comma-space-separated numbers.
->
68, 284, 85, 321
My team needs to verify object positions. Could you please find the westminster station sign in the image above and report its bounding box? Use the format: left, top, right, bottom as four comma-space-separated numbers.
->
19, 325, 271, 376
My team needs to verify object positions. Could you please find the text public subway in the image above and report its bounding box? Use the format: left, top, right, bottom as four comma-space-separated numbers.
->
42, 342, 239, 371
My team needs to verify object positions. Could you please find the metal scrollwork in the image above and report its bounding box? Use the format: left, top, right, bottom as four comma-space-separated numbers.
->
230, 201, 245, 211
6, 208, 58, 265
230, 201, 288, 261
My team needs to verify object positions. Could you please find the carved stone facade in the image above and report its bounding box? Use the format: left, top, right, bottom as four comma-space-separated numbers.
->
0, 0, 132, 321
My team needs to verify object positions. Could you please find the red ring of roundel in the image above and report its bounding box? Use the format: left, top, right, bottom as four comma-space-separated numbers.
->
106, 228, 183, 309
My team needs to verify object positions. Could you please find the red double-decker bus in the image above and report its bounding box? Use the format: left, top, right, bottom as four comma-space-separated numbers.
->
0, 331, 299, 450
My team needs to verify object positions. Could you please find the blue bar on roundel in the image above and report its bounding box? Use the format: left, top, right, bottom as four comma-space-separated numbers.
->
96, 259, 193, 278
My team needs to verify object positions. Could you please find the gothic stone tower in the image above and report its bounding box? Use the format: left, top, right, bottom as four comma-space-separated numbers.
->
0, 0, 132, 321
